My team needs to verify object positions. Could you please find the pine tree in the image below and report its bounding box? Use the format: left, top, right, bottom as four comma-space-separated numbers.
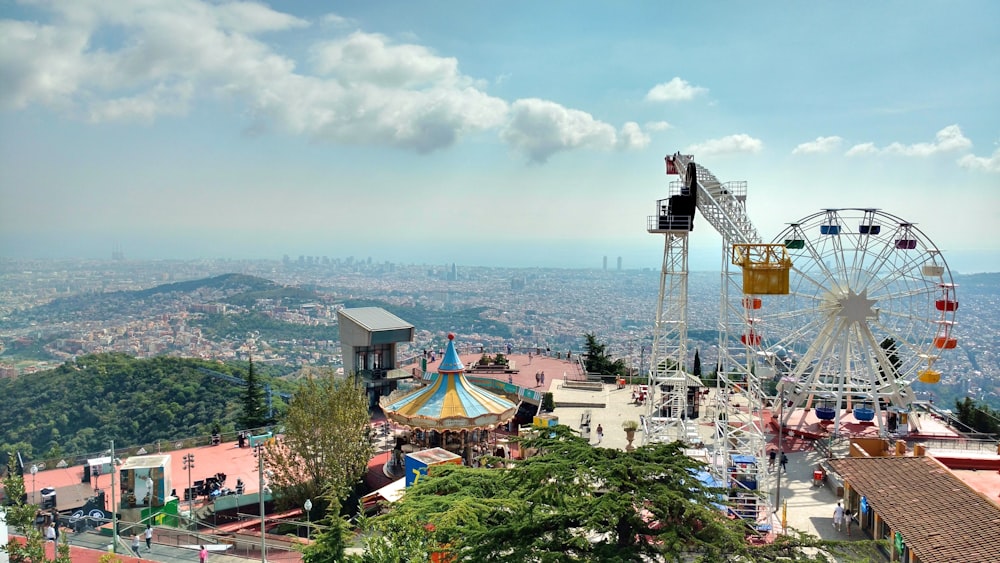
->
347, 426, 878, 562
238, 355, 269, 430
582, 333, 627, 376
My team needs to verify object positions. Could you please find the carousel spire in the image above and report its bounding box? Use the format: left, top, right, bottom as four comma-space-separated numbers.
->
438, 332, 465, 373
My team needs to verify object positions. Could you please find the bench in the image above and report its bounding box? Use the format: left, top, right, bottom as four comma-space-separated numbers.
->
563, 380, 604, 391
466, 367, 519, 374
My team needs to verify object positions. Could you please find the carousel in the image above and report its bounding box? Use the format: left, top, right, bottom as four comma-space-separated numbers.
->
380, 333, 519, 472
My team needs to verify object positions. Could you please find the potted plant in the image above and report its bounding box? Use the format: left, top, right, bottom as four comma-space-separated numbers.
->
622, 420, 640, 450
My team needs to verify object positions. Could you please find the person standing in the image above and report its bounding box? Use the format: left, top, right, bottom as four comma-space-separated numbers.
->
144, 524, 153, 552
45, 522, 56, 542
833, 501, 845, 532
768, 450, 777, 471
200, 544, 208, 562
779, 452, 788, 473
596, 424, 604, 444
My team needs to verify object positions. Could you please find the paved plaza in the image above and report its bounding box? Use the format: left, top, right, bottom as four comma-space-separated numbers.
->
546, 377, 861, 544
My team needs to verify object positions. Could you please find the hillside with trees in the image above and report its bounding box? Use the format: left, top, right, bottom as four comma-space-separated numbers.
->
0, 273, 292, 330
0, 353, 291, 461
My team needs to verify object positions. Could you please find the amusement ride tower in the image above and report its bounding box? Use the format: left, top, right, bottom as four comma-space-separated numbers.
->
645, 153, 787, 527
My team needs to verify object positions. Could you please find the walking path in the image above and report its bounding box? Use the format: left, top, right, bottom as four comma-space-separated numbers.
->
547, 379, 862, 544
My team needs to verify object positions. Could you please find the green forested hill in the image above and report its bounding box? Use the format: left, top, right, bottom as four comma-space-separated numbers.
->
0, 353, 287, 461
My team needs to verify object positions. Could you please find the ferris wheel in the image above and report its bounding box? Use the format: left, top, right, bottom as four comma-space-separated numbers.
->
749, 208, 958, 435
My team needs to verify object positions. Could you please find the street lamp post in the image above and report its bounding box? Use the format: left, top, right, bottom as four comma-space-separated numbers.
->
30, 464, 38, 504
303, 499, 312, 541
774, 377, 795, 515
182, 454, 195, 513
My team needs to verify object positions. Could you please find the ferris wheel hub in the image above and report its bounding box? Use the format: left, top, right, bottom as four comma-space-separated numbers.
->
835, 288, 878, 323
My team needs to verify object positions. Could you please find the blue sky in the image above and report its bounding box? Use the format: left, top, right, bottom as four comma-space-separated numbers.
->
1, 1, 998, 272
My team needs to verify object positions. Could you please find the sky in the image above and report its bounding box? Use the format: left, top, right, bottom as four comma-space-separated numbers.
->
1, 1, 998, 273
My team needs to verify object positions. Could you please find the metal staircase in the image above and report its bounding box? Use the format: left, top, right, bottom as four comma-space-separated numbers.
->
663, 153, 772, 532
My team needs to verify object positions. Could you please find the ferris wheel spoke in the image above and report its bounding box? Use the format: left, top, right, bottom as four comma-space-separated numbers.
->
869, 316, 928, 358
795, 236, 844, 290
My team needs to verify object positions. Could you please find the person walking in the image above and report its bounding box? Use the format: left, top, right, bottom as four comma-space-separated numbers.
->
596, 424, 604, 445
845, 508, 853, 537
779, 452, 788, 473
833, 501, 845, 532
768, 450, 777, 471
131, 533, 141, 556
200, 544, 208, 562
144, 524, 153, 552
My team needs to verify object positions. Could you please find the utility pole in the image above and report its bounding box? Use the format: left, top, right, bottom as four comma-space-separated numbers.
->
774, 377, 795, 516
110, 440, 117, 554
183, 454, 195, 513
254, 443, 267, 563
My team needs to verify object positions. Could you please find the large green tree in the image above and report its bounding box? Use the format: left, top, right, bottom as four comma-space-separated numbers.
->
582, 333, 627, 376
954, 397, 1000, 435
344, 426, 879, 562
2, 455, 71, 563
264, 373, 374, 512
238, 355, 270, 430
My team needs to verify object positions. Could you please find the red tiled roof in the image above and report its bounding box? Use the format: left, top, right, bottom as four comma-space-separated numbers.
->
829, 456, 1000, 563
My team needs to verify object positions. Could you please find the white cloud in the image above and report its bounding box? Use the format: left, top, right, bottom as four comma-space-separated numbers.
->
312, 32, 463, 88
88, 82, 194, 123
792, 136, 842, 155
845, 125, 973, 158
500, 99, 617, 163
684, 134, 763, 157
645, 77, 707, 102
644, 120, 671, 132
618, 122, 650, 150
0, 0, 644, 159
320, 13, 353, 27
884, 125, 972, 156
845, 142, 878, 157
0, 20, 90, 110
215, 2, 309, 33
958, 148, 1000, 172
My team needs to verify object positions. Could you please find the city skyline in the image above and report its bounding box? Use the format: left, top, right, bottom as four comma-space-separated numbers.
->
1, 1, 998, 273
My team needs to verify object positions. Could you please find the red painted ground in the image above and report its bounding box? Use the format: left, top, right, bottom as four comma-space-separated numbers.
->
7, 535, 151, 563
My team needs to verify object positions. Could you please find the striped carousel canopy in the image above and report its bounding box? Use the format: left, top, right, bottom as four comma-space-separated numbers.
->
381, 333, 517, 431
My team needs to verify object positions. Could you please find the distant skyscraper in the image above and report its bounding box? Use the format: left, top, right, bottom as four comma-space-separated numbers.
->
617, 256, 622, 271
111, 243, 125, 261
603, 256, 608, 271
451, 263, 457, 281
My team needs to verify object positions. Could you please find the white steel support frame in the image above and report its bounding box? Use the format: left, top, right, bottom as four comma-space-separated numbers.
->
667, 153, 771, 527
644, 232, 690, 444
